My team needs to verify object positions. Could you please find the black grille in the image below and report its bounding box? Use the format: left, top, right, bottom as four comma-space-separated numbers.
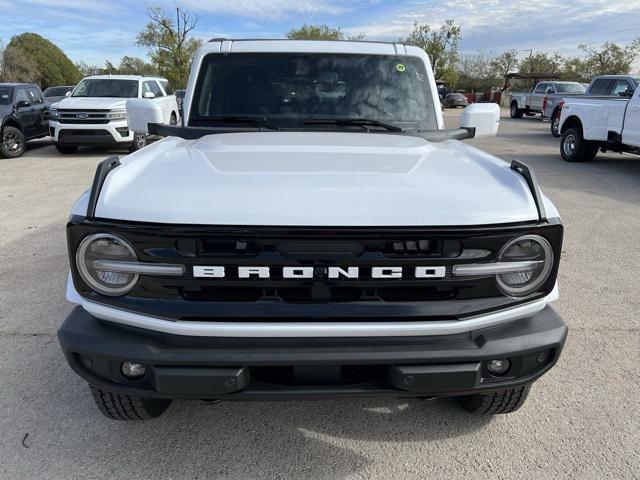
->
67, 219, 563, 322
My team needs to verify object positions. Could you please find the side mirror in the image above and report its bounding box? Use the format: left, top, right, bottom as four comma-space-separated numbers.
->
143, 91, 156, 99
126, 98, 165, 134
545, 88, 554, 94
460, 103, 500, 138
16, 100, 30, 108
619, 90, 633, 98
65, 91, 72, 97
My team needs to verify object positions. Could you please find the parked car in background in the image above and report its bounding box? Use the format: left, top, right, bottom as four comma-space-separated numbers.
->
548, 75, 639, 137
49, 75, 179, 154
43, 85, 75, 104
559, 80, 640, 162
442, 91, 469, 108
510, 81, 586, 121
0, 83, 49, 158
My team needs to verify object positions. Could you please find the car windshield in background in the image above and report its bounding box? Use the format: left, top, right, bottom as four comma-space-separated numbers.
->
72, 79, 138, 98
556, 83, 586, 94
633, 77, 640, 86
44, 86, 73, 97
191, 53, 437, 130
0, 87, 11, 105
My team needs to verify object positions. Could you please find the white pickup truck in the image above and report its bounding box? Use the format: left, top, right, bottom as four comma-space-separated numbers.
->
49, 75, 179, 154
559, 81, 640, 162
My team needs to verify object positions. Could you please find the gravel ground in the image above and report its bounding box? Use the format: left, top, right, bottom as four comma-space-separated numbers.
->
0, 110, 638, 479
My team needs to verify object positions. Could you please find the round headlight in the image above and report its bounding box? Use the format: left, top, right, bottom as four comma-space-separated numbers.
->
496, 234, 553, 297
76, 233, 138, 296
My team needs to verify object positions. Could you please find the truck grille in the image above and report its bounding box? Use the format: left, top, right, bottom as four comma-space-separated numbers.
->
56, 109, 113, 124
67, 221, 563, 322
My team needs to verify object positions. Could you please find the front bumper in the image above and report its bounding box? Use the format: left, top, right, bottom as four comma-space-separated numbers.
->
58, 306, 567, 400
49, 120, 133, 145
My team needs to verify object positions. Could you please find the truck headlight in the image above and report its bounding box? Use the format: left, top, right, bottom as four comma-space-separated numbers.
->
496, 235, 553, 296
105, 111, 127, 120
76, 233, 138, 296
49, 109, 59, 118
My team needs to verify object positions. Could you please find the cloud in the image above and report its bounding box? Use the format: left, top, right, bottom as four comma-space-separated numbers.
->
179, 0, 351, 20
344, 0, 640, 54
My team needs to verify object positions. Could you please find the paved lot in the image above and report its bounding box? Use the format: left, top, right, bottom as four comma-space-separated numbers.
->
1, 110, 638, 479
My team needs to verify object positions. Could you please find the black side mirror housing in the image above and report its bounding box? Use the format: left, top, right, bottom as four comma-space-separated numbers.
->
16, 100, 30, 108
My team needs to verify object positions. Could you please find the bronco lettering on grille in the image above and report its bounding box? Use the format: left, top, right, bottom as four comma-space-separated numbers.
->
192, 266, 447, 279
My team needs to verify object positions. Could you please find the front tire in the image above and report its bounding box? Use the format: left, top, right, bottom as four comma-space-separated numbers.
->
89, 385, 172, 421
55, 144, 78, 154
457, 385, 531, 415
560, 127, 599, 162
510, 103, 523, 119
1, 126, 26, 158
128, 132, 147, 153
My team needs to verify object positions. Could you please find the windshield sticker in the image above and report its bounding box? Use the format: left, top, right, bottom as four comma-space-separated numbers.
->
396, 63, 406, 73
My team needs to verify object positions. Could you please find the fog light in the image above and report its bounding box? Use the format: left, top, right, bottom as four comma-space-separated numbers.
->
486, 358, 511, 376
537, 351, 549, 364
121, 362, 146, 379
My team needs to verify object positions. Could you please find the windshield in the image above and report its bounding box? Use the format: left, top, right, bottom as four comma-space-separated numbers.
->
0, 87, 11, 105
72, 79, 138, 98
191, 53, 437, 130
555, 83, 586, 94
44, 86, 73, 97
633, 77, 640, 86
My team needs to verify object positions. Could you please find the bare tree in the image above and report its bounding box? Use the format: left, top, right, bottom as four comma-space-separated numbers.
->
136, 5, 202, 88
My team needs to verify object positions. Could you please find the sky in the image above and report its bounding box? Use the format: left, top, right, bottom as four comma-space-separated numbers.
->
1, 0, 639, 69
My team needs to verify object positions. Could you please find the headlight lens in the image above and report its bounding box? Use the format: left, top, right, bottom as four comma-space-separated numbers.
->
105, 111, 127, 120
76, 233, 138, 296
496, 234, 553, 296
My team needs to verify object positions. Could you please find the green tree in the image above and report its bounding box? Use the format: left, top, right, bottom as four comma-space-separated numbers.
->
116, 56, 158, 75
136, 5, 202, 89
2, 33, 81, 88
286, 24, 365, 41
518, 52, 564, 74
564, 39, 640, 81
75, 61, 103, 78
406, 20, 461, 83
490, 50, 519, 90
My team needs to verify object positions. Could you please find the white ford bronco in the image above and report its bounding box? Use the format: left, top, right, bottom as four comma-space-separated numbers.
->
49, 74, 179, 154
58, 39, 567, 420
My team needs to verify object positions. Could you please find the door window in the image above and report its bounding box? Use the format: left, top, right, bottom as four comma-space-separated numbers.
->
142, 80, 164, 97
611, 80, 634, 96
534, 83, 547, 93
15, 88, 29, 105
589, 79, 613, 95
27, 87, 43, 104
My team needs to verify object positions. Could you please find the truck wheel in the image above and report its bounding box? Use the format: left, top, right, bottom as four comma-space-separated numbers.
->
560, 127, 599, 162
509, 103, 523, 119
551, 111, 561, 137
456, 385, 531, 415
1, 126, 25, 158
89, 385, 172, 421
129, 132, 147, 153
55, 144, 78, 154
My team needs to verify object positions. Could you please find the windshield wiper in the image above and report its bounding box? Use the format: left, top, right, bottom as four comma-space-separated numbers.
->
191, 115, 279, 130
303, 117, 404, 132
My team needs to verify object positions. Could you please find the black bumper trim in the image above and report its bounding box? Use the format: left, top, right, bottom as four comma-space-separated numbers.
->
58, 305, 567, 400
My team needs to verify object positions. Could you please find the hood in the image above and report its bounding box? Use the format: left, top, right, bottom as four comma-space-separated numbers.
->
96, 132, 540, 227
55, 97, 128, 110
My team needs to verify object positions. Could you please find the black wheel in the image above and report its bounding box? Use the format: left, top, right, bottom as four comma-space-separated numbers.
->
457, 385, 531, 415
1, 126, 25, 158
551, 110, 561, 137
510, 103, 523, 119
170, 112, 178, 125
55, 144, 78, 154
560, 127, 599, 162
129, 132, 147, 152
89, 385, 172, 421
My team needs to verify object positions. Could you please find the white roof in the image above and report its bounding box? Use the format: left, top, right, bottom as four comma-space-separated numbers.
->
83, 74, 167, 81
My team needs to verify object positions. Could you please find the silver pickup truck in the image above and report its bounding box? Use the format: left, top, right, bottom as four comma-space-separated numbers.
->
510, 81, 586, 121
